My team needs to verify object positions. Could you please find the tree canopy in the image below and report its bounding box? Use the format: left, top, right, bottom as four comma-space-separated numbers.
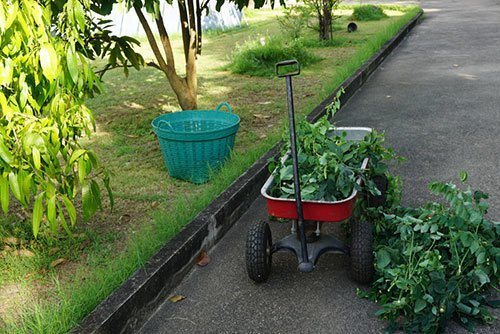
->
88, 0, 285, 110
0, 0, 111, 236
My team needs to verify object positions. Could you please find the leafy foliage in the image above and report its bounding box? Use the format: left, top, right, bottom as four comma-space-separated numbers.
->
0, 0, 111, 236
277, 5, 312, 40
270, 90, 399, 201
228, 36, 321, 77
300, 0, 343, 40
363, 174, 499, 332
351, 5, 388, 21
47, 1, 145, 78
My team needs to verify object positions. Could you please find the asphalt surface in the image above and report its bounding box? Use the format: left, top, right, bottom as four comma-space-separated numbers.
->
139, 1, 499, 333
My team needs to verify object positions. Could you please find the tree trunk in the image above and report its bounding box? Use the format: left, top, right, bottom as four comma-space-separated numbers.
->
169, 77, 197, 110
134, 5, 198, 111
319, 0, 333, 40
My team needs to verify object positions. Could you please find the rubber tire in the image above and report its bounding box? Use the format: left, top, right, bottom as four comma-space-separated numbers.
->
246, 220, 272, 283
350, 218, 374, 284
367, 175, 388, 208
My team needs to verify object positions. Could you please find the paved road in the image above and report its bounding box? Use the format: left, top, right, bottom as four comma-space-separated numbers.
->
140, 1, 500, 333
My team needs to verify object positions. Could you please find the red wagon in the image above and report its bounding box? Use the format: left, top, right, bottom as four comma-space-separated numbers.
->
245, 61, 387, 284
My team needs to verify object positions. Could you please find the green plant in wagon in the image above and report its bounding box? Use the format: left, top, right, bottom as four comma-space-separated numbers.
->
0, 0, 112, 237
270, 90, 400, 201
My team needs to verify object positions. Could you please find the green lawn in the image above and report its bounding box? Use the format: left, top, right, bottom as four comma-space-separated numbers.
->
0, 5, 421, 333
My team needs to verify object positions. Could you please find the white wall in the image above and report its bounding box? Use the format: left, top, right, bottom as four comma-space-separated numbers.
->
104, 1, 243, 37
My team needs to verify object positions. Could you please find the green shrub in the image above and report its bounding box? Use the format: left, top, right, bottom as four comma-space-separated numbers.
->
351, 5, 388, 21
228, 36, 321, 77
362, 174, 499, 332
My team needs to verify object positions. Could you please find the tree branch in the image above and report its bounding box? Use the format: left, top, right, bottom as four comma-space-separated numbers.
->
146, 61, 162, 71
196, 0, 202, 55
155, 10, 177, 71
187, 0, 197, 53
186, 28, 197, 92
177, 0, 191, 63
134, 6, 168, 73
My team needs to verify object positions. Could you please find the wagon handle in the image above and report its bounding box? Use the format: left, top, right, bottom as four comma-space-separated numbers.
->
157, 120, 174, 130
277, 59, 313, 273
215, 102, 233, 113
275, 59, 300, 78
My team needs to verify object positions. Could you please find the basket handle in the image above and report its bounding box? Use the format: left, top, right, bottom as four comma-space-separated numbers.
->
157, 120, 173, 130
215, 102, 233, 113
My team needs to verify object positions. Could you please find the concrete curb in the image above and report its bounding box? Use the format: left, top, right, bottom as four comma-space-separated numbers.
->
75, 10, 423, 334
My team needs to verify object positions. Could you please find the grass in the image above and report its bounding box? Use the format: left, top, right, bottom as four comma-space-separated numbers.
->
228, 36, 321, 77
0, 5, 422, 333
351, 5, 388, 21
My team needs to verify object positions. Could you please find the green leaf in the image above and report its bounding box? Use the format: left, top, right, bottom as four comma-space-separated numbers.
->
460, 171, 468, 183
47, 195, 56, 231
78, 157, 86, 183
62, 195, 76, 226
476, 251, 486, 264
66, 46, 79, 83
414, 299, 426, 313
8, 172, 22, 202
423, 294, 434, 303
0, 139, 13, 164
82, 181, 92, 221
91, 180, 102, 210
73, 0, 86, 30
0, 174, 9, 213
32, 147, 41, 170
377, 249, 391, 269
40, 43, 59, 81
104, 173, 114, 210
32, 194, 43, 237
470, 240, 479, 253
22, 173, 32, 204
475, 269, 490, 286
58, 203, 72, 236
69, 149, 86, 165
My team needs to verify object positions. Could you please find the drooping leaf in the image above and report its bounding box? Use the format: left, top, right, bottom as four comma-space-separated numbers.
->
32, 147, 41, 170
47, 195, 57, 231
32, 194, 43, 237
62, 195, 76, 226
8, 172, 22, 203
0, 174, 9, 213
66, 45, 79, 83
40, 43, 59, 81
0, 139, 13, 164
82, 181, 93, 221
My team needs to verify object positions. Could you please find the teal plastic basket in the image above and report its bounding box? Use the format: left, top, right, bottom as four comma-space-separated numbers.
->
151, 102, 240, 184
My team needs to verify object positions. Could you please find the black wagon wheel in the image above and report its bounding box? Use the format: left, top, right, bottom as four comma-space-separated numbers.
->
246, 220, 272, 283
367, 174, 388, 208
350, 218, 374, 284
